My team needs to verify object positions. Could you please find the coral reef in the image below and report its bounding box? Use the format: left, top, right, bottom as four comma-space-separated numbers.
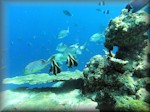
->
1, 9, 150, 111
3, 70, 83, 85
104, 9, 149, 51
83, 9, 150, 111
115, 96, 150, 112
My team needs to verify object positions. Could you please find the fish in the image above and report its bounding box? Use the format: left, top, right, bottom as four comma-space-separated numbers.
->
90, 32, 104, 42
57, 27, 69, 39
79, 42, 87, 50
24, 59, 50, 74
96, 8, 109, 14
63, 10, 73, 16
56, 42, 68, 52
125, 0, 149, 13
103, 10, 109, 14
74, 23, 78, 27
69, 43, 80, 50
64, 43, 81, 55
56, 42, 90, 56
96, 8, 102, 12
66, 42, 90, 55
98, 0, 105, 6
69, 43, 88, 55
105, 10, 109, 14
17, 37, 23, 41
49, 57, 61, 75
47, 53, 68, 65
66, 53, 78, 68
125, 4, 132, 13
27, 42, 32, 47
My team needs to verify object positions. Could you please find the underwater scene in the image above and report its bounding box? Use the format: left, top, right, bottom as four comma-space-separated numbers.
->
0, 0, 150, 111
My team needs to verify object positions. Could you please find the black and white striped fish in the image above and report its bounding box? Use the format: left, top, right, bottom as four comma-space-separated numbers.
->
49, 58, 61, 75
66, 53, 78, 68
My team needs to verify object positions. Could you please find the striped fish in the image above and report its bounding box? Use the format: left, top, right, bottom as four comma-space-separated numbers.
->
66, 53, 78, 68
49, 58, 61, 76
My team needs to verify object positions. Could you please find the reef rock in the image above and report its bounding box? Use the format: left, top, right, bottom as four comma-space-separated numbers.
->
115, 96, 150, 112
83, 55, 108, 93
104, 9, 150, 51
136, 88, 150, 103
83, 9, 150, 111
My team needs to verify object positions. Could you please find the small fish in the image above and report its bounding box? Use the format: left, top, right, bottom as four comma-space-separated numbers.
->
99, 1, 105, 6
66, 53, 78, 68
96, 8, 102, 12
17, 37, 23, 41
27, 42, 32, 47
24, 59, 50, 74
63, 10, 73, 16
56, 42, 68, 52
49, 57, 61, 75
74, 23, 78, 27
90, 32, 104, 42
57, 27, 69, 39
125, 4, 132, 13
103, 10, 109, 14
64, 42, 89, 56
106, 10, 109, 14
47, 53, 67, 65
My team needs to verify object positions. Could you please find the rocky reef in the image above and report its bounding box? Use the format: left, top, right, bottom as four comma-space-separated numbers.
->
83, 9, 150, 111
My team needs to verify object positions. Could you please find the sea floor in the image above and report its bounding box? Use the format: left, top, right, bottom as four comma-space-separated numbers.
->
0, 80, 98, 111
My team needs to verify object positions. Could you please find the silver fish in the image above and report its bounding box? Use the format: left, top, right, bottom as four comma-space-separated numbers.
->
47, 53, 68, 66
65, 42, 88, 55
24, 59, 50, 74
56, 42, 68, 52
90, 32, 104, 42
99, 0, 105, 6
56, 42, 90, 56
57, 27, 69, 39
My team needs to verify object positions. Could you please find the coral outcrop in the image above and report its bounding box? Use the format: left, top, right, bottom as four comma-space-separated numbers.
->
83, 9, 150, 111
104, 9, 149, 52
3, 70, 83, 85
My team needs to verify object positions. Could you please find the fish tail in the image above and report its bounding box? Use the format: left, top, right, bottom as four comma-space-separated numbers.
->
56, 65, 61, 74
73, 59, 78, 66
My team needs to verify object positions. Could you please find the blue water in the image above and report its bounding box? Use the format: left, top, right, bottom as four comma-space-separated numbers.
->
2, 1, 128, 90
